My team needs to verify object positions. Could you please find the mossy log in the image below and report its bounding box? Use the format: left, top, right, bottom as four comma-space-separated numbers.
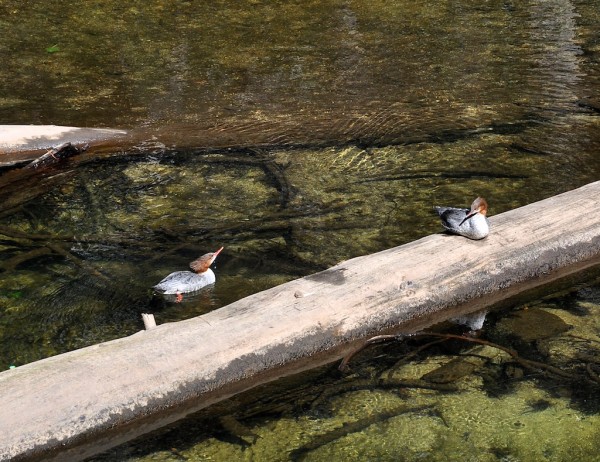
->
0, 181, 599, 461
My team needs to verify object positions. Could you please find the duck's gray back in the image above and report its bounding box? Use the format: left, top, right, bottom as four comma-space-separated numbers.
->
153, 269, 216, 294
434, 206, 489, 240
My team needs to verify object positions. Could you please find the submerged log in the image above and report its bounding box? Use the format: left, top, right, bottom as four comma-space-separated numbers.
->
0, 116, 534, 169
0, 181, 600, 461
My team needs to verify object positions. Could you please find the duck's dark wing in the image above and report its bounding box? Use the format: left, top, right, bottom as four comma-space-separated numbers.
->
434, 206, 469, 231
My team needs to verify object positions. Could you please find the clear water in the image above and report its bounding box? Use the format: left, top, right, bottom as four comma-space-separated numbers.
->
1, 0, 600, 460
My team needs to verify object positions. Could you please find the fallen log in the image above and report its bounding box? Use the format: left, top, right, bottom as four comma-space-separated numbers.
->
1, 181, 600, 462
0, 125, 127, 166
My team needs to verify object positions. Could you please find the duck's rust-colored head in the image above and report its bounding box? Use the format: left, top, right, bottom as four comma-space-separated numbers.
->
460, 197, 488, 225
190, 247, 224, 273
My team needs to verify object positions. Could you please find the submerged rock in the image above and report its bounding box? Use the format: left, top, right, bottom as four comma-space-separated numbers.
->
421, 356, 486, 384
493, 308, 570, 342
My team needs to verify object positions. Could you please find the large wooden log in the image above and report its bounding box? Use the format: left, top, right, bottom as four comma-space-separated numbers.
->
1, 181, 599, 462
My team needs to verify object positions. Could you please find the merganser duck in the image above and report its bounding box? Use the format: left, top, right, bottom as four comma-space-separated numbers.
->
434, 197, 489, 240
154, 247, 223, 301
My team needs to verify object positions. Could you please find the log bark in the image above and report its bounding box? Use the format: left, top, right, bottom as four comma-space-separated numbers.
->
0, 181, 599, 462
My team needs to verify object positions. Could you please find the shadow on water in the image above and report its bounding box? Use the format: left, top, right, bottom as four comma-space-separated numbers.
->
1, 0, 600, 460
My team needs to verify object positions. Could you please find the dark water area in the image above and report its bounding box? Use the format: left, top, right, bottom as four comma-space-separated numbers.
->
1, 0, 600, 460
1, 0, 599, 150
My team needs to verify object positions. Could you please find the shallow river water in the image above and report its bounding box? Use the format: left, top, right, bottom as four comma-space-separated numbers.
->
1, 0, 600, 460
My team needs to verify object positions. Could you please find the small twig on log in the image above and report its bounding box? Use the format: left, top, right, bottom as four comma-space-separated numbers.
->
142, 313, 157, 330
25, 143, 88, 170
